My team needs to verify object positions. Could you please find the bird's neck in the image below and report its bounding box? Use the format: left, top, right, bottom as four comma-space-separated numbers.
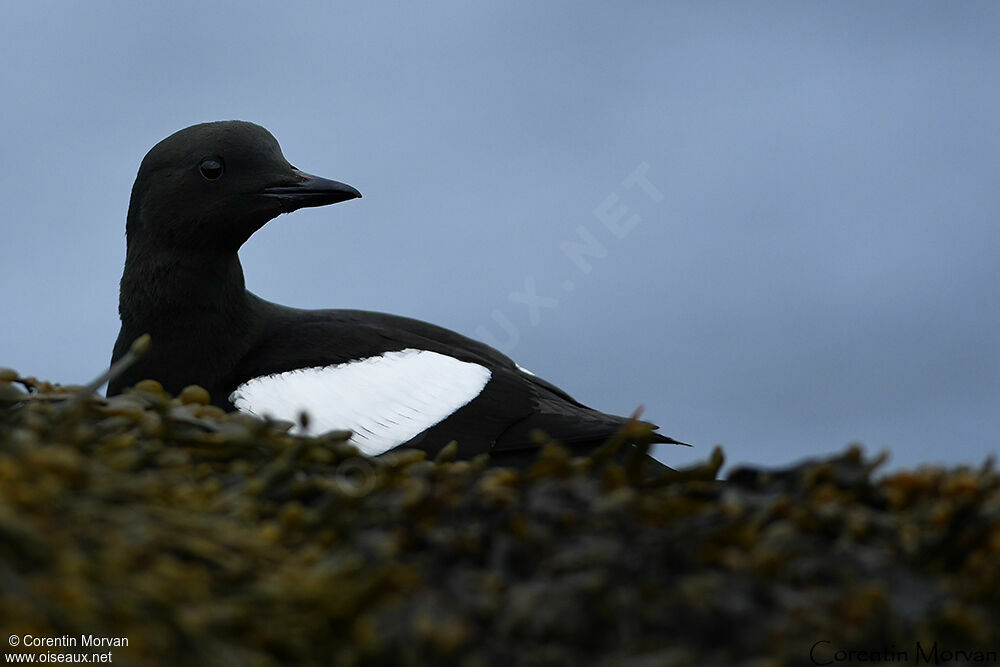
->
119, 245, 250, 333
111, 246, 259, 399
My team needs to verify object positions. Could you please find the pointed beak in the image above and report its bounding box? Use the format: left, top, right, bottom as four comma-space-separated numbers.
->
261, 170, 362, 213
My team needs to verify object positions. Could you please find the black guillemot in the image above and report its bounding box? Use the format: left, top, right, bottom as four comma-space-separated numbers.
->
108, 121, 686, 465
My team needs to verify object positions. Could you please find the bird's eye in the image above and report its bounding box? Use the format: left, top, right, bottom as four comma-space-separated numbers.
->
199, 157, 224, 181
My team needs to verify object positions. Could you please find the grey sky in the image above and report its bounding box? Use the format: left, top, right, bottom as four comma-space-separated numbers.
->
2, 2, 998, 471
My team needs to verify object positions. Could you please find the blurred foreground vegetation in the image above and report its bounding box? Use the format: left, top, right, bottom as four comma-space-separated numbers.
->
1, 366, 998, 666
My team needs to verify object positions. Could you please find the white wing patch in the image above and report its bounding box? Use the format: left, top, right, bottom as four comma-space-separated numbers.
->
229, 349, 492, 456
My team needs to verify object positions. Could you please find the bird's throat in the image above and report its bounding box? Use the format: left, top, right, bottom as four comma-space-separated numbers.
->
119, 247, 250, 333
111, 248, 257, 398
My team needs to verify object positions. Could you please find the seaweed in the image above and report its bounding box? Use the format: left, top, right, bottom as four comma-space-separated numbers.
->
1, 364, 998, 666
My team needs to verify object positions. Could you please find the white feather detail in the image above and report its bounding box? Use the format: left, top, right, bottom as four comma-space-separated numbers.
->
229, 349, 492, 456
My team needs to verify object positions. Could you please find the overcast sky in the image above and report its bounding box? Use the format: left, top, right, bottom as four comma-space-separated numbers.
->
2, 2, 998, 471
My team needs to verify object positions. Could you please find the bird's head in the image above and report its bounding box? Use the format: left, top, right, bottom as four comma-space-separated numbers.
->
126, 120, 361, 252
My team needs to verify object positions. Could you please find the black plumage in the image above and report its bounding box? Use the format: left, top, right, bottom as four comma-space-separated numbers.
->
109, 121, 686, 464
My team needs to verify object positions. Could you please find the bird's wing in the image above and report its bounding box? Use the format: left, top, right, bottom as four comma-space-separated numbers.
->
230, 300, 667, 458
228, 304, 536, 456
